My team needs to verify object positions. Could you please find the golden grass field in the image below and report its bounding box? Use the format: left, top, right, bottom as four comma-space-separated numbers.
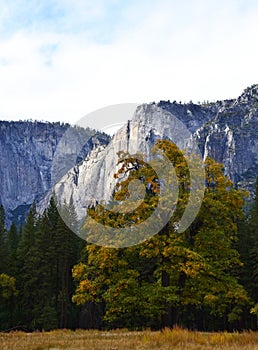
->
1, 327, 258, 350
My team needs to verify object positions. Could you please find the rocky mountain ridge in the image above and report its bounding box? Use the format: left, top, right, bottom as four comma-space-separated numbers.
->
0, 120, 110, 225
0, 85, 257, 226
158, 84, 258, 188
51, 85, 258, 228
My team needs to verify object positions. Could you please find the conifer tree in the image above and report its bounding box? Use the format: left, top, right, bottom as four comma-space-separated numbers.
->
6, 223, 19, 277
0, 205, 7, 273
32, 211, 58, 330
55, 197, 82, 328
16, 202, 38, 329
247, 178, 258, 324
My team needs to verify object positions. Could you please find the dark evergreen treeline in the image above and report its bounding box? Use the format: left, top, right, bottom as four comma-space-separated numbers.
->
0, 199, 84, 331
0, 163, 258, 331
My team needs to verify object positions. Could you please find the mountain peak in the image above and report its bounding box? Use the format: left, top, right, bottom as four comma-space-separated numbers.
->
238, 84, 258, 104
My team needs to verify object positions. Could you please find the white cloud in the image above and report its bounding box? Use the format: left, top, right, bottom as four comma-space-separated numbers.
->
0, 0, 258, 123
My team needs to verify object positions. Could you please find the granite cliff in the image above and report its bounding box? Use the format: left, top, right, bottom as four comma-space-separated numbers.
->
0, 85, 257, 226
52, 85, 258, 226
158, 84, 258, 190
0, 121, 110, 225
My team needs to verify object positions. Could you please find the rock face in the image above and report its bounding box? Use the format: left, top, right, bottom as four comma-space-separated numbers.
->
52, 85, 258, 225
0, 85, 257, 226
158, 85, 258, 191
0, 121, 110, 225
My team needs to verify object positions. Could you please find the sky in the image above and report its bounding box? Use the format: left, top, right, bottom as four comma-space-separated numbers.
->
0, 0, 258, 124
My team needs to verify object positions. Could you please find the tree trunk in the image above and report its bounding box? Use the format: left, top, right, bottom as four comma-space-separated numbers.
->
161, 269, 172, 328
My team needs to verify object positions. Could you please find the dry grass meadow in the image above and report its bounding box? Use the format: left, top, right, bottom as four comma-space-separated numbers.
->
1, 327, 258, 350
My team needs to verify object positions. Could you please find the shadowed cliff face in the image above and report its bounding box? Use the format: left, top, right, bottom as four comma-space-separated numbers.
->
0, 85, 258, 226
0, 121, 110, 225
